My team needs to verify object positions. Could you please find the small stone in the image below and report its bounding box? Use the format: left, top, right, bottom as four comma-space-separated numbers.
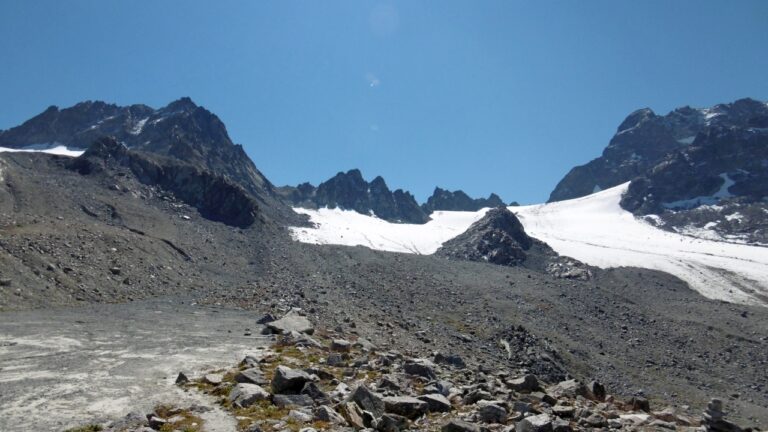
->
434, 352, 466, 368
418, 394, 452, 413
289, 409, 314, 422
403, 358, 437, 379
553, 404, 575, 418
256, 313, 277, 324
508, 374, 541, 392
147, 415, 167, 429
377, 413, 410, 432
478, 403, 507, 423
354, 338, 377, 352
383, 396, 428, 419
442, 419, 481, 432
517, 413, 553, 432
174, 372, 189, 385
203, 373, 223, 385
588, 381, 606, 401
547, 379, 587, 399
313, 406, 345, 424
339, 401, 367, 429
327, 353, 346, 366
627, 396, 650, 412
235, 367, 268, 385
583, 413, 607, 427
331, 339, 352, 352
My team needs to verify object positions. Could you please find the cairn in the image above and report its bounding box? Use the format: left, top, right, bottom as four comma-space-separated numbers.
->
703, 398, 742, 432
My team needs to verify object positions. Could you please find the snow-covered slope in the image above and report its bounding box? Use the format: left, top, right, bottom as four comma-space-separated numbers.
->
0, 143, 84, 157
290, 183, 768, 306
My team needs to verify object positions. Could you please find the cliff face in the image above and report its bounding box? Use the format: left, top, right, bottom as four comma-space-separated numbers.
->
549, 98, 768, 203
69, 137, 262, 228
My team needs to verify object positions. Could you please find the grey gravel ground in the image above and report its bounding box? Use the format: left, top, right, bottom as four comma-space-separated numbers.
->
0, 298, 269, 432
1, 152, 767, 428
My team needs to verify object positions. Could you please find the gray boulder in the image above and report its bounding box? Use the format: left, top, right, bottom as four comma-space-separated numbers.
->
377, 413, 410, 432
272, 365, 312, 394
508, 374, 541, 392
235, 367, 268, 385
229, 383, 271, 408
403, 358, 437, 379
348, 384, 386, 418
517, 413, 553, 432
313, 406, 346, 424
267, 310, 315, 335
383, 396, 428, 419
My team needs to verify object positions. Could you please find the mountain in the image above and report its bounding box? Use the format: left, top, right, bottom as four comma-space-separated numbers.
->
548, 98, 768, 202
277, 169, 429, 224
0, 98, 302, 224
421, 187, 505, 213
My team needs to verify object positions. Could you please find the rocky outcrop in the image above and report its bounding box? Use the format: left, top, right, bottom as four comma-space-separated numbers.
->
549, 98, 768, 202
0, 98, 302, 224
277, 169, 430, 224
436, 207, 591, 279
68, 137, 262, 228
421, 187, 505, 213
620, 126, 768, 214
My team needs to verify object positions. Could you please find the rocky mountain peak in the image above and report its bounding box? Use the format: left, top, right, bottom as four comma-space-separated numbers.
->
162, 96, 198, 113
616, 107, 656, 133
277, 169, 430, 224
422, 187, 506, 213
549, 97, 768, 203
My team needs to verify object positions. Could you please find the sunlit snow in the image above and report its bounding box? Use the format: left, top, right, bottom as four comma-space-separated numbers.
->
290, 183, 768, 306
0, 143, 84, 157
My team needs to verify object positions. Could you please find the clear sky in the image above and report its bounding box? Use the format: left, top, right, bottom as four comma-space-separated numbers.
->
1, 1, 767, 204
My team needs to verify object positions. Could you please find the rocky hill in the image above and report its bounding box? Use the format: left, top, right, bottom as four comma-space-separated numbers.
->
0, 98, 300, 223
435, 207, 591, 280
421, 187, 506, 213
548, 98, 768, 203
277, 169, 429, 224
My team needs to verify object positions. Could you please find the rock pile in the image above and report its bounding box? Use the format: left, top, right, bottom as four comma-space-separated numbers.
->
72, 311, 758, 432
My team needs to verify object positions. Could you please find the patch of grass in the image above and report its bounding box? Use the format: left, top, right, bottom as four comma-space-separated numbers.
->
232, 400, 290, 431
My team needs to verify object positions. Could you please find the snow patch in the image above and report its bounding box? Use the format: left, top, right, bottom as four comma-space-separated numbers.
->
677, 135, 696, 145
290, 183, 768, 306
129, 117, 149, 135
0, 143, 84, 158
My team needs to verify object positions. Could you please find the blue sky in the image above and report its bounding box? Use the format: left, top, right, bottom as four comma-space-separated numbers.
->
1, 1, 767, 204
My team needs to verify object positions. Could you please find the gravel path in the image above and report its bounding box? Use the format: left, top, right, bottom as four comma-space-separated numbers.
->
0, 299, 268, 432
